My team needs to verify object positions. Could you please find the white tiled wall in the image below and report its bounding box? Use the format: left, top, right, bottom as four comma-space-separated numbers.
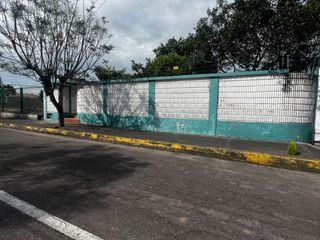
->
155, 79, 210, 119
107, 83, 149, 117
218, 73, 317, 124
77, 85, 103, 115
47, 90, 58, 113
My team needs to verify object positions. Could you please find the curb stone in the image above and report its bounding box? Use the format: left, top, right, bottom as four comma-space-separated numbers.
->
1, 122, 320, 173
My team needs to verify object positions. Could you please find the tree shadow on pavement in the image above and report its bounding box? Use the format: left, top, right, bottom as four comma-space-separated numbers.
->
0, 140, 150, 229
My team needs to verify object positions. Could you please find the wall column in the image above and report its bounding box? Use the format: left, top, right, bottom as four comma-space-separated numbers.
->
148, 81, 155, 120
313, 68, 320, 142
208, 78, 219, 135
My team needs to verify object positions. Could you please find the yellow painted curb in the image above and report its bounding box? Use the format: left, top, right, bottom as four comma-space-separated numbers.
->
1, 122, 320, 173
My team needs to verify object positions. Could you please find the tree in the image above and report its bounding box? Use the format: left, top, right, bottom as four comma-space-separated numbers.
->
152, 34, 221, 74
266, 0, 320, 71
130, 1, 229, 76
95, 60, 130, 81
199, 0, 320, 72
38, 89, 43, 101
136, 0, 320, 75
132, 53, 189, 77
219, 0, 274, 71
153, 37, 187, 57
0, 76, 16, 96
0, 0, 112, 126
131, 60, 145, 76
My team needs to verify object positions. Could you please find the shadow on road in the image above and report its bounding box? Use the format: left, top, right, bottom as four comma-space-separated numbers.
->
0, 139, 150, 229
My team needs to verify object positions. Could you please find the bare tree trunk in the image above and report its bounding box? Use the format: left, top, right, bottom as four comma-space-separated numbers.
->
43, 79, 65, 128
58, 84, 65, 127
46, 90, 64, 127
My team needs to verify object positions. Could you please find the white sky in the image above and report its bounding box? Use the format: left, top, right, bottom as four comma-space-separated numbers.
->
0, 0, 216, 85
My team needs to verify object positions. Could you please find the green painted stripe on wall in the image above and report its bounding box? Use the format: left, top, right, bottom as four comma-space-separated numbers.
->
77, 113, 209, 135
78, 113, 151, 130
216, 121, 314, 143
208, 78, 219, 135
47, 112, 59, 122
154, 118, 209, 135
77, 113, 314, 142
148, 81, 155, 119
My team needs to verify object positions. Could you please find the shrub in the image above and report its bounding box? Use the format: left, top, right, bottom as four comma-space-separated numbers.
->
287, 141, 298, 155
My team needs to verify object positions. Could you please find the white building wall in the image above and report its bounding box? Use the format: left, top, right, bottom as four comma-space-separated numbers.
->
77, 85, 103, 115
218, 73, 317, 124
107, 83, 149, 117
47, 90, 58, 113
155, 79, 210, 120
47, 87, 75, 114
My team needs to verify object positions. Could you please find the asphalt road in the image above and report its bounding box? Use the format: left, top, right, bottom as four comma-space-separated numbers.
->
0, 128, 320, 240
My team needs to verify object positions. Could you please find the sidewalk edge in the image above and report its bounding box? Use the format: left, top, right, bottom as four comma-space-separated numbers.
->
1, 122, 319, 173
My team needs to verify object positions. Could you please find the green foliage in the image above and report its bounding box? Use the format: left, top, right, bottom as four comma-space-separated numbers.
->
0, 77, 16, 96
132, 0, 320, 76
95, 61, 130, 81
287, 141, 298, 155
153, 37, 187, 57
132, 53, 189, 77
219, 0, 273, 71
3, 85, 16, 96
143, 53, 188, 77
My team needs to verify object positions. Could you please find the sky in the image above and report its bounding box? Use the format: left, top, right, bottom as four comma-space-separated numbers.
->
0, 0, 216, 86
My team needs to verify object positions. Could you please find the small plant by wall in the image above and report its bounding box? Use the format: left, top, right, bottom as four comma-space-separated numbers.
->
287, 141, 298, 155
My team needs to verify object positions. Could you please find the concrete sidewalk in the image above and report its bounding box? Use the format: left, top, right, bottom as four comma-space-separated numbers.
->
2, 118, 320, 159
1, 118, 320, 173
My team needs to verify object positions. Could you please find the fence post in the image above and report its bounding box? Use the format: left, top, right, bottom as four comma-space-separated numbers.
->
1, 86, 4, 112
20, 87, 24, 113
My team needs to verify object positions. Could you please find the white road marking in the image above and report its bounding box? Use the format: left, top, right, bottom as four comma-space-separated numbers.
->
0, 190, 104, 240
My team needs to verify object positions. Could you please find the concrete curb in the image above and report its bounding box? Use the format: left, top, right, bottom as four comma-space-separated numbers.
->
1, 122, 320, 173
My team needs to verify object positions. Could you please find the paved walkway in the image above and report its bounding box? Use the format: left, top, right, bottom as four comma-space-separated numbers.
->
1, 118, 320, 160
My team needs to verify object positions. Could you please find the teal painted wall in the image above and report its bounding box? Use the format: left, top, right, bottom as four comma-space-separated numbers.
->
208, 78, 219, 135
78, 112, 314, 143
78, 113, 209, 135
46, 112, 72, 122
44, 69, 316, 143
216, 121, 314, 143
47, 112, 59, 122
